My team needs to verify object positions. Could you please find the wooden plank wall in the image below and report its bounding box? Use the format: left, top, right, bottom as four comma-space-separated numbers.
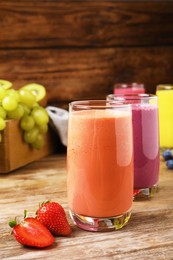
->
1, 1, 173, 109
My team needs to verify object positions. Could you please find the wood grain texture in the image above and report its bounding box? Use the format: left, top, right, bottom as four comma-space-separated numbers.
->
1, 46, 173, 108
0, 1, 173, 108
0, 155, 173, 259
0, 1, 173, 48
0, 120, 59, 173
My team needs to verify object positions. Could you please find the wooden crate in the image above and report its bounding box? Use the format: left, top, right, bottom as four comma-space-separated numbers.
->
0, 120, 57, 173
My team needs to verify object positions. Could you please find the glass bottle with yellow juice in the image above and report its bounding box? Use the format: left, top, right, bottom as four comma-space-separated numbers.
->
156, 85, 173, 148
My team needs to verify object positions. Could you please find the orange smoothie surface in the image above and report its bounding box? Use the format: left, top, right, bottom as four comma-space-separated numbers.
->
67, 109, 134, 218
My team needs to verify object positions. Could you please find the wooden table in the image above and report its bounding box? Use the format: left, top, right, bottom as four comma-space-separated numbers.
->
0, 153, 173, 259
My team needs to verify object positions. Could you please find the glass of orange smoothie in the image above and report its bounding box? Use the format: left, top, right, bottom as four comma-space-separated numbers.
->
67, 100, 134, 231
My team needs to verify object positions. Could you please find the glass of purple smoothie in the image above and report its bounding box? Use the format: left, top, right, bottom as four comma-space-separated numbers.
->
107, 94, 160, 200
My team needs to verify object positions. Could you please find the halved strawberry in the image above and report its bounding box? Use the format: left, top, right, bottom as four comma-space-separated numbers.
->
36, 201, 72, 236
9, 217, 55, 248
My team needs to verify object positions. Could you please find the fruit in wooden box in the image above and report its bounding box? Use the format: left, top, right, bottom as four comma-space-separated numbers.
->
0, 80, 56, 173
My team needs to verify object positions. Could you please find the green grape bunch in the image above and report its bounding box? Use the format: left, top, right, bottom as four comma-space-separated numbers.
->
0, 80, 49, 149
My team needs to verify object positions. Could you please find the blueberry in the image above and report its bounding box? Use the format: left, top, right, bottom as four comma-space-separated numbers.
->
166, 159, 173, 169
162, 149, 173, 161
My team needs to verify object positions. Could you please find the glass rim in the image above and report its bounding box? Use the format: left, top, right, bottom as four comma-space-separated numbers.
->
157, 84, 173, 90
114, 82, 144, 88
69, 100, 131, 110
107, 93, 157, 101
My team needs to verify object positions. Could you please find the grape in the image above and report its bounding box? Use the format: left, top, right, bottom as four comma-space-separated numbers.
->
19, 89, 36, 108
0, 87, 6, 100
31, 134, 44, 149
2, 96, 18, 111
24, 126, 39, 144
39, 124, 48, 134
20, 115, 35, 131
32, 103, 39, 108
7, 104, 24, 120
0, 106, 7, 119
6, 89, 20, 102
0, 118, 6, 130
0, 80, 49, 149
31, 106, 49, 126
20, 104, 31, 117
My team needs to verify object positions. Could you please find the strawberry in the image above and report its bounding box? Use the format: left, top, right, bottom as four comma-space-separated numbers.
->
9, 216, 55, 248
36, 201, 71, 236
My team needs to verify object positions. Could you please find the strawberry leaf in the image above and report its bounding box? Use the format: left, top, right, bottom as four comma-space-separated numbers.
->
9, 219, 17, 228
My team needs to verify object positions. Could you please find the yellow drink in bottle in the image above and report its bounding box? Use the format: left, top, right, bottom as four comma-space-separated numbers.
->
156, 85, 173, 148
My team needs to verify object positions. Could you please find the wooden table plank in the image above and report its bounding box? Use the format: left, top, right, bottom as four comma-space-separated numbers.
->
0, 154, 173, 259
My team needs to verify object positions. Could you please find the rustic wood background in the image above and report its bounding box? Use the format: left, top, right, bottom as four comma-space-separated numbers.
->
1, 1, 173, 109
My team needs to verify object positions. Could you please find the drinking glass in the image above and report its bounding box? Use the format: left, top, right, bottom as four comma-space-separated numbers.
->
156, 84, 173, 148
107, 94, 160, 200
67, 100, 134, 231
114, 83, 145, 95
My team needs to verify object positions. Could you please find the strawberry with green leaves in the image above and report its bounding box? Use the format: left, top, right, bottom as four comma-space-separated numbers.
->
36, 201, 71, 236
9, 212, 54, 248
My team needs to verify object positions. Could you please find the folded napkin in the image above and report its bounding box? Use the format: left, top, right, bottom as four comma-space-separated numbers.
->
46, 106, 69, 146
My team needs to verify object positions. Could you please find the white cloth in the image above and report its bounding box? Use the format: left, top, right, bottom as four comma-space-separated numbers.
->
46, 106, 68, 146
